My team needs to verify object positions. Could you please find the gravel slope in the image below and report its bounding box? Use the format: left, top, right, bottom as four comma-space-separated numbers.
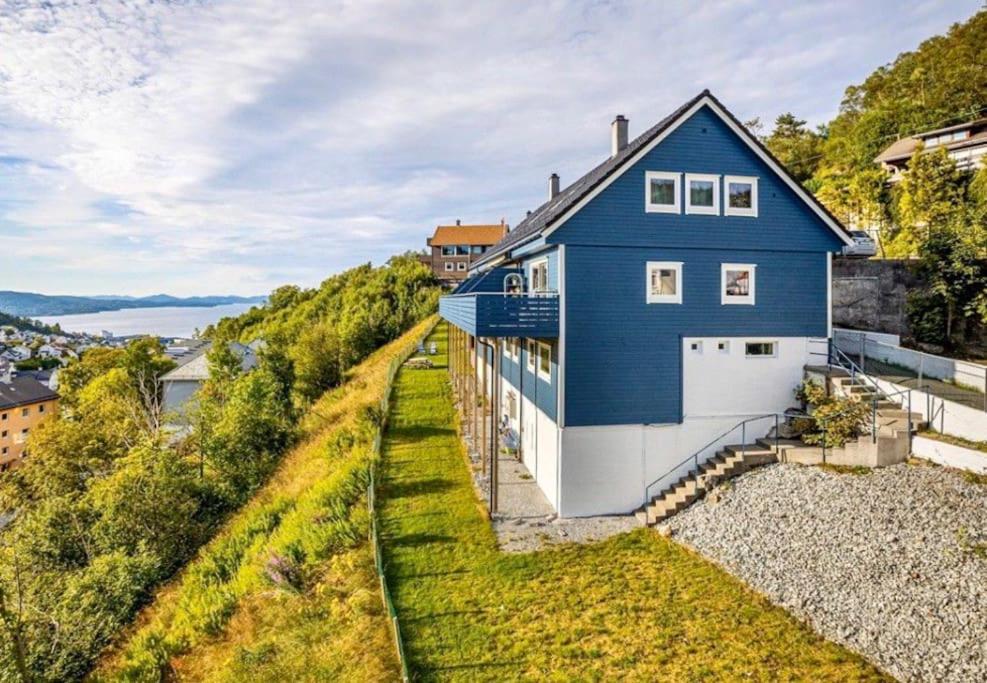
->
664, 463, 987, 683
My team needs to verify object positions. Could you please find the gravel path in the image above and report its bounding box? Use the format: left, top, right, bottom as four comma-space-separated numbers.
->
664, 462, 987, 682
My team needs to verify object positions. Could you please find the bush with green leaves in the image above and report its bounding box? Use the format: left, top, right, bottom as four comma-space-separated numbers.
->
795, 380, 871, 448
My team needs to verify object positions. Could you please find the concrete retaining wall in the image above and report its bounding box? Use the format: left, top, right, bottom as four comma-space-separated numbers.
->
832, 259, 918, 337
912, 435, 987, 474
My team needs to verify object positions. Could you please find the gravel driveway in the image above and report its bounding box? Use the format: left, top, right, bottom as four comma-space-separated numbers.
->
664, 462, 987, 682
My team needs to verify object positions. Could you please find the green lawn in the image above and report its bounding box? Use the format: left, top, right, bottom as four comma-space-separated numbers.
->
378, 323, 889, 682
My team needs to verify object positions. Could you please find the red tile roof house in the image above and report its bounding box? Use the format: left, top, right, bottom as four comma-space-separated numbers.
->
422, 221, 509, 284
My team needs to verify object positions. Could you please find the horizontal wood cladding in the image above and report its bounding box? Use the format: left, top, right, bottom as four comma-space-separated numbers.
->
562, 246, 827, 427
547, 105, 844, 254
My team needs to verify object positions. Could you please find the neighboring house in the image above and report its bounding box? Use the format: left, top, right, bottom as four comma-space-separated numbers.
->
37, 344, 61, 360
876, 116, 987, 182
423, 220, 509, 284
0, 374, 59, 471
439, 90, 852, 517
1, 346, 31, 362
160, 342, 258, 422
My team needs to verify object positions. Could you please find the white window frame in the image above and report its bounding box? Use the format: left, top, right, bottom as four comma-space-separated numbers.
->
721, 263, 756, 305
441, 245, 455, 257
684, 173, 720, 215
645, 261, 683, 304
724, 175, 758, 217
502, 338, 519, 362
528, 258, 549, 293
444, 262, 454, 271
645, 171, 680, 214
526, 339, 536, 371
745, 341, 777, 358
537, 342, 551, 381
456, 262, 467, 271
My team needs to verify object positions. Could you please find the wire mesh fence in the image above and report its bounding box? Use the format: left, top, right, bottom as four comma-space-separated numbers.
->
367, 318, 437, 683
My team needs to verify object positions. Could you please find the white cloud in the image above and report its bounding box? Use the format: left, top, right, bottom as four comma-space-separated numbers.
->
0, 0, 980, 296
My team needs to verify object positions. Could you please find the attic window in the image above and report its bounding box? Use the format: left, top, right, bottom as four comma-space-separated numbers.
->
645, 171, 680, 214
725, 176, 758, 217
685, 174, 719, 215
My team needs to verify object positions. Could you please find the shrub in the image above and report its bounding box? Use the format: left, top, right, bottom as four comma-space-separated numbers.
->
794, 380, 871, 448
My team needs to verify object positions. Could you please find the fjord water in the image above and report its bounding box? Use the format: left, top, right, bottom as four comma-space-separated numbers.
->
38, 303, 253, 338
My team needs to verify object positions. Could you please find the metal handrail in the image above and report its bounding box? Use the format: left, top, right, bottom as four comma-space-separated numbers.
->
644, 413, 781, 502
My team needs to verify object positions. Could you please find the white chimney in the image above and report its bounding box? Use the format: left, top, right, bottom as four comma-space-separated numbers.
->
548, 173, 560, 200
611, 115, 628, 157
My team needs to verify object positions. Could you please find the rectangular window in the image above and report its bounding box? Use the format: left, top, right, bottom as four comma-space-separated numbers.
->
456, 245, 469, 255
456, 262, 467, 271
1, 430, 6, 438
441, 245, 455, 256
526, 339, 536, 371
21, 408, 28, 418
745, 342, 776, 357
717, 341, 729, 353
1, 447, 6, 456
444, 262, 454, 271
503, 338, 519, 362
529, 259, 549, 293
646, 261, 683, 304
39, 404, 45, 414
471, 245, 484, 254
507, 390, 518, 420
690, 341, 703, 353
645, 171, 680, 213
685, 173, 720, 215
537, 342, 551, 381
724, 175, 758, 217
722, 263, 756, 305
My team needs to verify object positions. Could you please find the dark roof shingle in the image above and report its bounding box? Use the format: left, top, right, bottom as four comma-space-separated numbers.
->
0, 377, 59, 410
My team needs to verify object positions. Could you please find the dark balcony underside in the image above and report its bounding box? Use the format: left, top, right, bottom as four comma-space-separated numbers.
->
439, 294, 559, 338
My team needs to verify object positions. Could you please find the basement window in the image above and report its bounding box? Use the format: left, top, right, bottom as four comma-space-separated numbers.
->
690, 341, 703, 353
745, 342, 776, 358
718, 341, 730, 353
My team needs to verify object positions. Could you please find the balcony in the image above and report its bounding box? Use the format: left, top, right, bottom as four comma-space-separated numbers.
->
439, 292, 559, 338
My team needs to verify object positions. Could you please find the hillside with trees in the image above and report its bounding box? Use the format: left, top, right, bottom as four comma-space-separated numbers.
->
755, 9, 987, 350
0, 255, 439, 682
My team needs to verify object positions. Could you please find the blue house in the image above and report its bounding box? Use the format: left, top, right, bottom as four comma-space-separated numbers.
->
440, 90, 852, 517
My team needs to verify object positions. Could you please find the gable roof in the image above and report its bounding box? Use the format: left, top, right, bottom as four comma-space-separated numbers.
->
0, 376, 58, 410
429, 224, 509, 246
474, 90, 852, 268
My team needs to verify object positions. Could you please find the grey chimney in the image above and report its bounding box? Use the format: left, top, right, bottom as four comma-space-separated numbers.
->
548, 173, 560, 200
611, 115, 628, 157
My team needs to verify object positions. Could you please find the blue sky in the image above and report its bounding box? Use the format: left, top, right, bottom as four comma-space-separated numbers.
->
0, 0, 981, 297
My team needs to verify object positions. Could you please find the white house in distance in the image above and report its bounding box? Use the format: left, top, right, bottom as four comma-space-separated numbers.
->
160, 341, 258, 423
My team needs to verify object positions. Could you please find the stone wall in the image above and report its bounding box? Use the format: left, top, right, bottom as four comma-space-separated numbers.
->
832, 258, 919, 337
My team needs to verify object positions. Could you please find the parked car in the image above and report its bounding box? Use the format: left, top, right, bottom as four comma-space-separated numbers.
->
842, 230, 877, 258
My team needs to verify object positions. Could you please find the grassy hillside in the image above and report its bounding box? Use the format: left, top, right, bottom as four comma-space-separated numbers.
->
377, 324, 889, 681
94, 317, 436, 681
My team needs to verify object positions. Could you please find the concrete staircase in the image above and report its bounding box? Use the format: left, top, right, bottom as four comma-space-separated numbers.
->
637, 366, 927, 528
635, 443, 779, 526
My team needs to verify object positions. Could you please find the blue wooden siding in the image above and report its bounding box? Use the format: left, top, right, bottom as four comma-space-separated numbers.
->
499, 337, 557, 422
550, 104, 839, 428
547, 105, 844, 253
563, 246, 827, 426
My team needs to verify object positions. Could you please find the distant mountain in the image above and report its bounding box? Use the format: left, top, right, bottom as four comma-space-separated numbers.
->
0, 291, 267, 317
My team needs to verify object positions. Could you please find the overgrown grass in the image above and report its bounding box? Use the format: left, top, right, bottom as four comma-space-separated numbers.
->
918, 428, 987, 455
93, 317, 437, 682
379, 323, 889, 681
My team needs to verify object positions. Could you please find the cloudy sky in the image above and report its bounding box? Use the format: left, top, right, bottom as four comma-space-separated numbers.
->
0, 0, 980, 296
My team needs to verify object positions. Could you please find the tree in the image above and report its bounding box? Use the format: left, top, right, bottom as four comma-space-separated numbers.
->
762, 113, 825, 184
888, 145, 966, 256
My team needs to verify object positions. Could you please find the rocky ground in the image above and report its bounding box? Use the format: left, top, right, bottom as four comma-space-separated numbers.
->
664, 462, 987, 682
